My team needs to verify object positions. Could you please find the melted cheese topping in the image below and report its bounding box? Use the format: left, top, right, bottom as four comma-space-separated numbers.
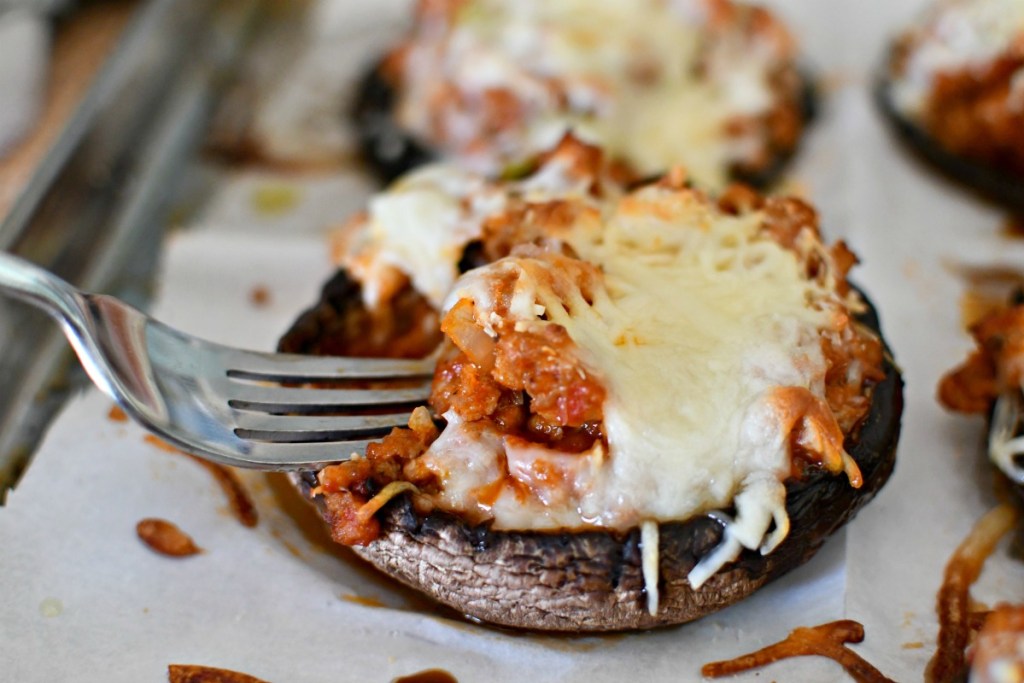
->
422, 185, 851, 588
335, 148, 614, 311
892, 0, 1024, 117
358, 166, 504, 309
396, 0, 792, 189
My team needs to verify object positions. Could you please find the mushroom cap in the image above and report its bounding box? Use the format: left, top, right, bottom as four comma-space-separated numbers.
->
283, 279, 903, 632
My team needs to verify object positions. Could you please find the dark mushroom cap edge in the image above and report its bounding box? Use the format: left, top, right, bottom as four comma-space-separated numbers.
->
875, 47, 1024, 214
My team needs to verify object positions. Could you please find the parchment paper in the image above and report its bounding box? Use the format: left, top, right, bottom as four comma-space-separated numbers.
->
3, 1, 1024, 681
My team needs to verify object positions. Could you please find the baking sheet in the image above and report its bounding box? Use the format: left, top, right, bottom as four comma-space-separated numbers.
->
3, 0, 1024, 681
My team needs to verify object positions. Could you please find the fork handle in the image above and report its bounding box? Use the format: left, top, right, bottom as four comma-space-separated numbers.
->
0, 250, 122, 399
0, 250, 89, 325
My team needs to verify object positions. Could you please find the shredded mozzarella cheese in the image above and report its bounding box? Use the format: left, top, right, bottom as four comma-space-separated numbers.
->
641, 521, 660, 616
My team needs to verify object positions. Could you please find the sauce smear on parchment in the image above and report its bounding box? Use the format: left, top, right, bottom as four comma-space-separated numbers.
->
702, 619, 895, 682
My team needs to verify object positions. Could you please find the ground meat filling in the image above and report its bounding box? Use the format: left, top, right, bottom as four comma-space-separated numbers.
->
314, 178, 883, 547
318, 408, 440, 546
433, 276, 607, 445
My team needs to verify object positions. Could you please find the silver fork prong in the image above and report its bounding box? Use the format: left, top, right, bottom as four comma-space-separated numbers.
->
228, 352, 436, 382
225, 381, 432, 410
232, 411, 414, 435
237, 439, 381, 469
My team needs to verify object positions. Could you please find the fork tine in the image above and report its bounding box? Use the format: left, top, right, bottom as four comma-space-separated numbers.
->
238, 439, 381, 469
232, 411, 414, 434
225, 381, 432, 410
228, 352, 435, 382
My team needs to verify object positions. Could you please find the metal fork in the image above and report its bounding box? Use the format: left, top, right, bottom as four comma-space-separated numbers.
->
0, 251, 434, 470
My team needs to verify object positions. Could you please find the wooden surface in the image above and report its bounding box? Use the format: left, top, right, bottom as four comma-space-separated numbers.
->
0, 1, 137, 219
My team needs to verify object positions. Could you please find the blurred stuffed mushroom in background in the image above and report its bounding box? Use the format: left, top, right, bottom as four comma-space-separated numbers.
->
877, 0, 1024, 210
354, 0, 816, 190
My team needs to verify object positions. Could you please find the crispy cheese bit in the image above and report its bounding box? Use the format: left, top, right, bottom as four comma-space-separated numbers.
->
772, 386, 863, 487
927, 504, 1021, 683
168, 664, 271, 683
640, 520, 659, 616
356, 481, 420, 525
702, 620, 896, 683
136, 519, 202, 557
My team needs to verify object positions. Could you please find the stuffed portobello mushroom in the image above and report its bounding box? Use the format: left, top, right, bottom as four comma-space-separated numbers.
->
877, 0, 1024, 210
280, 137, 903, 632
354, 0, 816, 190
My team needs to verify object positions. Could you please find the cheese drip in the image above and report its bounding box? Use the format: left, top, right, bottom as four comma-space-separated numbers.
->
987, 389, 1024, 485
429, 186, 849, 589
641, 521, 660, 616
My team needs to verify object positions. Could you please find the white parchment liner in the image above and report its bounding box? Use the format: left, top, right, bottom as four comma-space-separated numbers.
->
2, 1, 1024, 680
